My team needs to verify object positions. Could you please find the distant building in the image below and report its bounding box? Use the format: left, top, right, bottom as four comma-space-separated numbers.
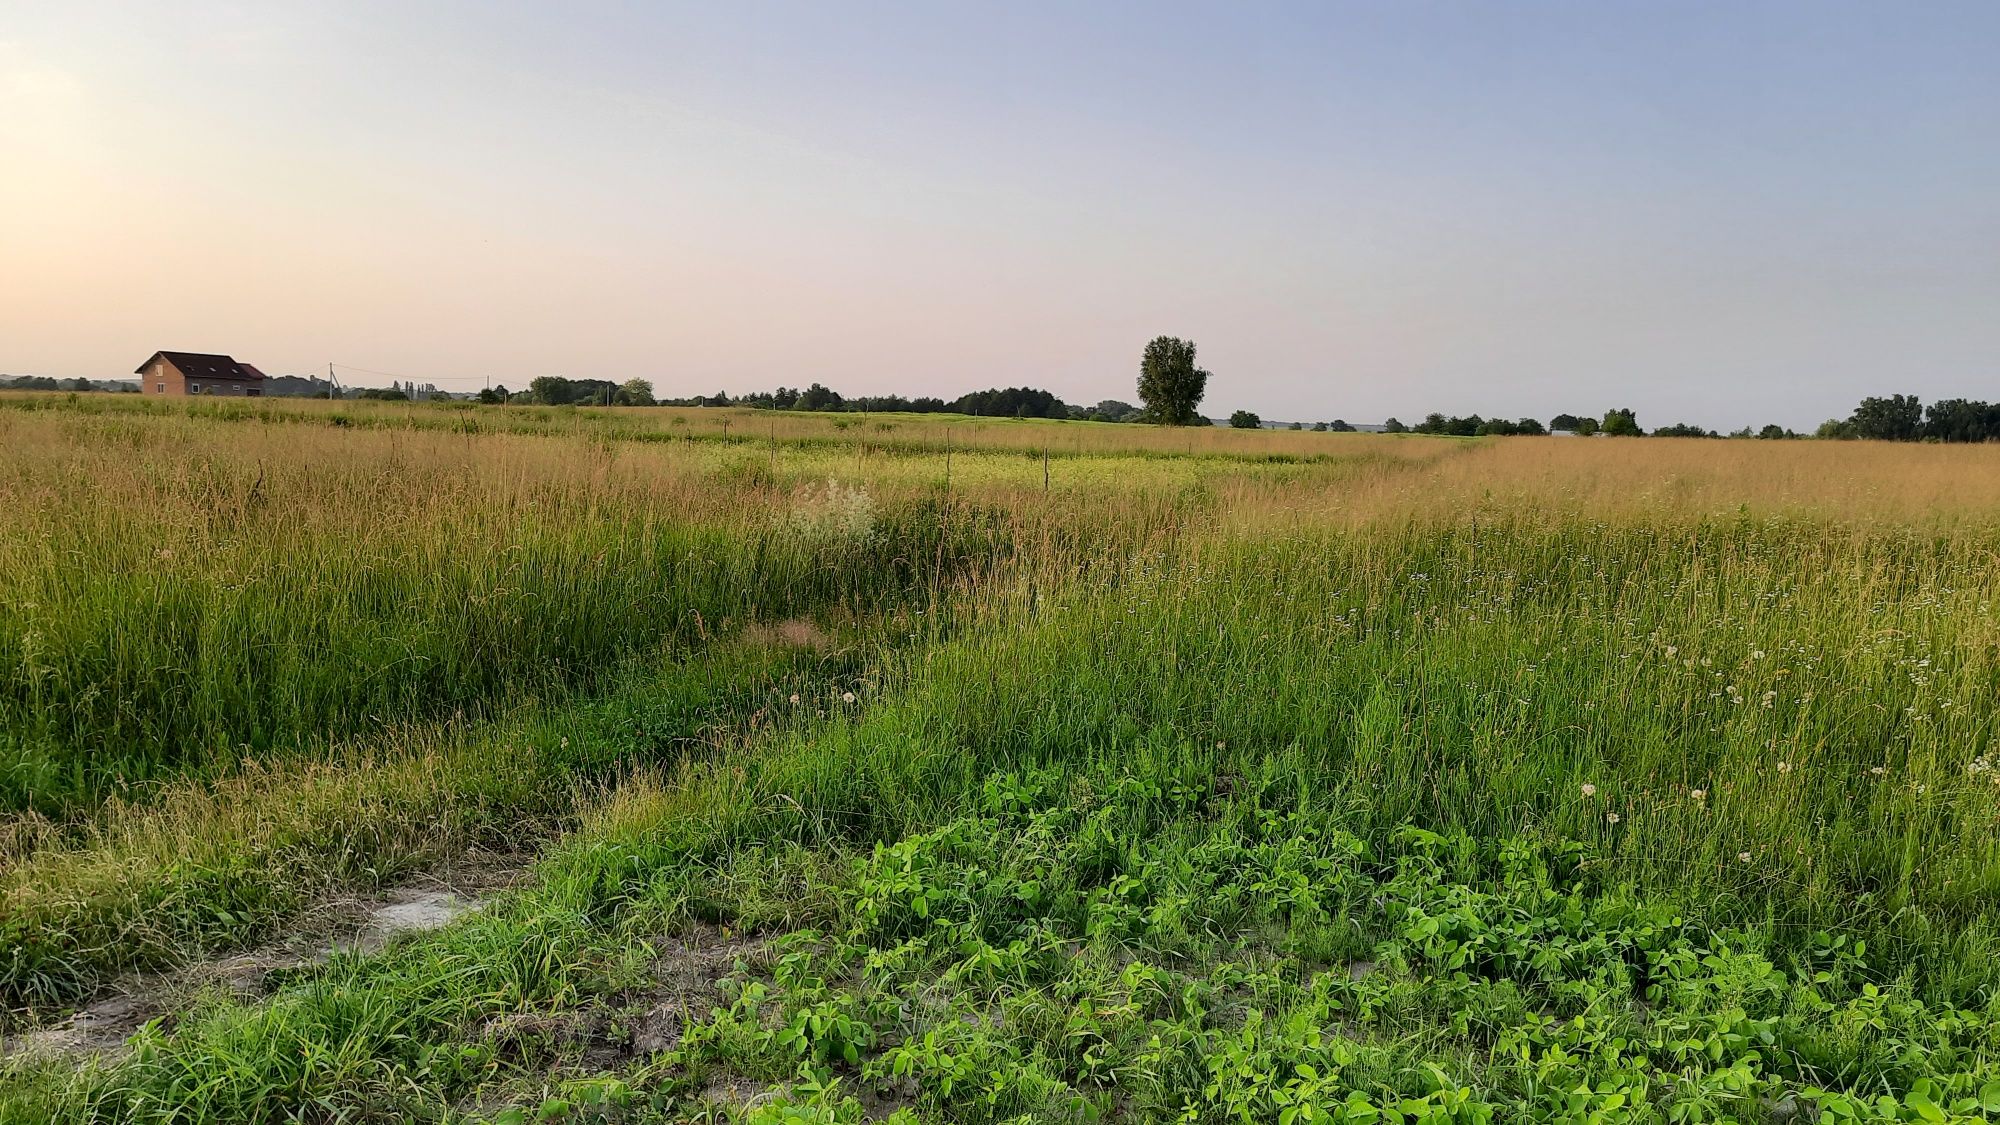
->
135, 351, 267, 397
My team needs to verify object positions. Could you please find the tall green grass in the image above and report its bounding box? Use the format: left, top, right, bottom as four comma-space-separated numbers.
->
13, 513, 1998, 1121
561, 515, 2000, 991
0, 411, 1014, 814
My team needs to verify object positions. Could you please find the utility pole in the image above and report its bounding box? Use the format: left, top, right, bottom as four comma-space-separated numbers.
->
328, 362, 335, 400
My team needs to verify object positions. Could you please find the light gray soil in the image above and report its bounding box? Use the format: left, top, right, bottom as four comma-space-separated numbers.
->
2, 850, 523, 1062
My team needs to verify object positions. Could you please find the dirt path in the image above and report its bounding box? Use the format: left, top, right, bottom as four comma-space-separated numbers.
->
2, 850, 525, 1062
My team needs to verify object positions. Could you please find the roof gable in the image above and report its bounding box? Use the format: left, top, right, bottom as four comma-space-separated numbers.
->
136, 351, 266, 380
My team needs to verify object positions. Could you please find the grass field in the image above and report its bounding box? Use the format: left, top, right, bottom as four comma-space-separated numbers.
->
2, 394, 1997, 1123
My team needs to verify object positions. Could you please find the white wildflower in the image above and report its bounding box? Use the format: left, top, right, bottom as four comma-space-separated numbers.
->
780, 478, 878, 545
1580, 783, 1598, 798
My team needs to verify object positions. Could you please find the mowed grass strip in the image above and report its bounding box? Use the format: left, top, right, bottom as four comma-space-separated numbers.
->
0, 626, 870, 1018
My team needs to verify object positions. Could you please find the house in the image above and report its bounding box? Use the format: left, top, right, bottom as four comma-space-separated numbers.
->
135, 351, 268, 397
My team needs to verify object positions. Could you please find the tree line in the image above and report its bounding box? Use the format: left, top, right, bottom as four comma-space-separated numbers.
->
0, 375, 139, 393
479, 375, 1153, 421
1815, 395, 2000, 443
13, 356, 1993, 444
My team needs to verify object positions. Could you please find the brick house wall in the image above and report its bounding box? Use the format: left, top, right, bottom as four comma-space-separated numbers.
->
143, 357, 263, 397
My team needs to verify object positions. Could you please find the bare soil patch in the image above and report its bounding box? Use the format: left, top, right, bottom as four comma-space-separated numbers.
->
624, 924, 769, 1058
1, 849, 525, 1062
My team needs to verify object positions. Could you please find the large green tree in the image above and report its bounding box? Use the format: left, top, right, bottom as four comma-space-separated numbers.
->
1849, 394, 1923, 441
1137, 336, 1210, 426
1600, 407, 1641, 436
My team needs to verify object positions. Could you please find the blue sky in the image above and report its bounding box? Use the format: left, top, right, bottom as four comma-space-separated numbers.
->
2, 1, 1995, 427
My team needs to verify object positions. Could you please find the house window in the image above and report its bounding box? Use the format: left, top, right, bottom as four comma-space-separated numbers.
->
189, 384, 202, 393
155, 383, 165, 393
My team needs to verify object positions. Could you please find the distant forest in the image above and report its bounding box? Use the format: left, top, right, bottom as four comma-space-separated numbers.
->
479, 376, 1150, 422
8, 375, 1997, 442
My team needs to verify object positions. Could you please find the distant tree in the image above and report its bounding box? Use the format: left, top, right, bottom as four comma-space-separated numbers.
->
528, 376, 574, 405
356, 387, 409, 401
1922, 398, 2000, 443
1382, 417, 1408, 433
475, 387, 505, 405
1089, 399, 1140, 422
1137, 336, 1210, 426
848, 394, 911, 412
952, 386, 1068, 418
1311, 421, 1328, 432
616, 378, 656, 406
1288, 421, 1303, 430
1848, 394, 1922, 441
795, 383, 843, 411
1229, 410, 1262, 429
1550, 413, 1598, 435
1652, 422, 1714, 438
1757, 424, 1792, 440
1600, 408, 1641, 436
1815, 418, 1856, 439
526, 375, 620, 405
1328, 419, 1355, 432
1472, 417, 1545, 436
2, 375, 136, 392
1413, 413, 1449, 435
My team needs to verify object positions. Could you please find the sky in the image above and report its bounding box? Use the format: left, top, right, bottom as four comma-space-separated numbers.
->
2, 2, 1996, 428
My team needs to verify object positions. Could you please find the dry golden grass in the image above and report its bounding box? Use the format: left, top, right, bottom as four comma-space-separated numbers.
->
0, 392, 1450, 462
1218, 433, 2000, 531
644, 405, 1450, 461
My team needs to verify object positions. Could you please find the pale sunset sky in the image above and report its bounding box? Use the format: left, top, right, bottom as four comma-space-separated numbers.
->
2, 2, 1995, 427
